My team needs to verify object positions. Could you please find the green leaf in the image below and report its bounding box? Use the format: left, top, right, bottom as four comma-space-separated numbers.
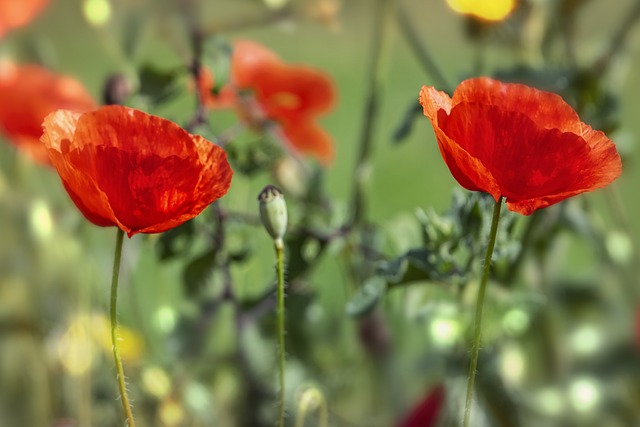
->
285, 232, 329, 281
137, 63, 182, 106
377, 248, 461, 287
156, 220, 194, 260
182, 249, 217, 297
345, 277, 387, 317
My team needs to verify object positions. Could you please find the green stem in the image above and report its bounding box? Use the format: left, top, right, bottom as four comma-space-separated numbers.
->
349, 0, 394, 227
110, 229, 136, 427
275, 239, 286, 427
395, 2, 450, 92
294, 388, 328, 427
463, 197, 503, 427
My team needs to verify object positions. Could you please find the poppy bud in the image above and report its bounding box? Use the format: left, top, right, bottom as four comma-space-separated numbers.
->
258, 185, 288, 245
103, 74, 132, 106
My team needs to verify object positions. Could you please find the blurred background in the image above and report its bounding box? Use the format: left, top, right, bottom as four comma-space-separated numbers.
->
1, 0, 640, 426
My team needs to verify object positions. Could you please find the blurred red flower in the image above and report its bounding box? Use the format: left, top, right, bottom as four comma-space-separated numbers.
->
200, 40, 336, 165
0, 62, 96, 164
419, 77, 622, 215
0, 0, 48, 38
40, 105, 233, 237
397, 384, 445, 427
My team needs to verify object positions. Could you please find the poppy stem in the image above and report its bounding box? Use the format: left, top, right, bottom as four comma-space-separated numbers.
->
349, 0, 394, 227
109, 229, 136, 427
463, 197, 503, 427
275, 238, 287, 427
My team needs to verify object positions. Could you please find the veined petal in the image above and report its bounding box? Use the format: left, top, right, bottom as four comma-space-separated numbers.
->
41, 106, 233, 236
452, 77, 583, 133
419, 77, 622, 215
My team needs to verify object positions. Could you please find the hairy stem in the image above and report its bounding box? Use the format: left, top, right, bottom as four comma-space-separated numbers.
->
110, 229, 136, 427
275, 239, 286, 427
463, 197, 503, 427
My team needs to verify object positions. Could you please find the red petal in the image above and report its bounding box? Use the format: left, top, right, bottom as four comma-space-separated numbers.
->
0, 62, 95, 164
452, 77, 584, 134
41, 106, 233, 236
397, 384, 445, 427
420, 85, 453, 119
440, 102, 621, 214
420, 79, 622, 215
420, 86, 499, 198
198, 68, 237, 110
281, 120, 335, 165
232, 39, 282, 88
0, 0, 49, 38
253, 62, 336, 122
41, 110, 117, 227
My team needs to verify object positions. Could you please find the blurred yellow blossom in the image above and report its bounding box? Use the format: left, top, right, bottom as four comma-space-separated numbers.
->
447, 0, 516, 21
57, 313, 144, 375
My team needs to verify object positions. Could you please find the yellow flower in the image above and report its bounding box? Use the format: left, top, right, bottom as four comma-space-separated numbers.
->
447, 0, 516, 22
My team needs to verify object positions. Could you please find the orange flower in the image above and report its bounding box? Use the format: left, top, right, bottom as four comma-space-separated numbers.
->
419, 77, 622, 215
40, 105, 233, 237
201, 40, 336, 165
0, 62, 96, 164
0, 0, 49, 38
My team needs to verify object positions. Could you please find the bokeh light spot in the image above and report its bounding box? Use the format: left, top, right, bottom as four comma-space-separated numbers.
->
569, 377, 600, 412
83, 0, 111, 27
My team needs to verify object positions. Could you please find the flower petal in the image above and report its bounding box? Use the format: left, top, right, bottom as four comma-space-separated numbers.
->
419, 85, 453, 121
281, 120, 335, 165
420, 78, 622, 215
42, 106, 233, 236
0, 62, 95, 164
420, 86, 500, 198
452, 77, 583, 134
0, 0, 48, 38
253, 62, 336, 121
439, 102, 621, 214
232, 39, 282, 88
41, 110, 117, 227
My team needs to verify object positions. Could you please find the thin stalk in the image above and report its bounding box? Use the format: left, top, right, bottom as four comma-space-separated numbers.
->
349, 0, 394, 227
592, 0, 640, 76
110, 229, 136, 427
294, 388, 328, 427
463, 197, 503, 427
275, 239, 286, 427
395, 2, 450, 92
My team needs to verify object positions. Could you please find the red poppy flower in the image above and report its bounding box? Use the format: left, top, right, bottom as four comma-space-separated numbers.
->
397, 384, 445, 427
0, 62, 96, 164
200, 40, 336, 164
419, 77, 622, 215
40, 105, 233, 237
0, 0, 49, 38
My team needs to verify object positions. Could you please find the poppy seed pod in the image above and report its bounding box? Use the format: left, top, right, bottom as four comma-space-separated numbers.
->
258, 185, 288, 245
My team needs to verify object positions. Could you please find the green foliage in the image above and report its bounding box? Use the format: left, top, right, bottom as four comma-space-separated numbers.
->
2, 1, 640, 427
